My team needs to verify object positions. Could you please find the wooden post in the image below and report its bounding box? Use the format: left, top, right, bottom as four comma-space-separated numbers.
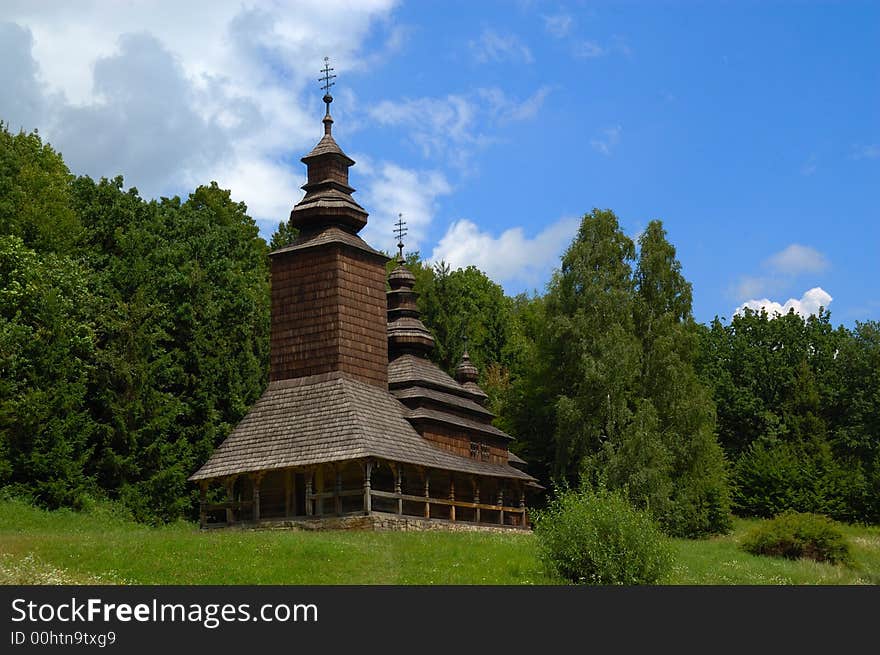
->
291, 472, 298, 518
252, 472, 263, 522
394, 464, 403, 515
474, 478, 481, 524
284, 470, 292, 518
199, 481, 208, 529
315, 464, 324, 516
305, 470, 314, 517
497, 488, 504, 526
423, 470, 430, 519
363, 460, 373, 515
520, 487, 527, 528
449, 476, 456, 523
335, 466, 343, 516
225, 476, 238, 524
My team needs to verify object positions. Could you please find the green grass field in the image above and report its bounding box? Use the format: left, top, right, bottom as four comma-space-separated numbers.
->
0, 500, 877, 585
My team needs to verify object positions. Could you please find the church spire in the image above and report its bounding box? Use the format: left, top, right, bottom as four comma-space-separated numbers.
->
290, 56, 367, 235
387, 216, 435, 358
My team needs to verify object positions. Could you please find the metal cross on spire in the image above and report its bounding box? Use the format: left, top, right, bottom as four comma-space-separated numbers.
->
319, 56, 336, 114
394, 213, 408, 260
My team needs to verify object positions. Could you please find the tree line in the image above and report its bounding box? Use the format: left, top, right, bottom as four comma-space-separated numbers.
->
1, 125, 878, 529
1, 126, 269, 522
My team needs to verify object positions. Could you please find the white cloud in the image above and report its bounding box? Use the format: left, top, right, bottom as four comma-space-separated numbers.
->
852, 144, 880, 160
368, 94, 480, 163
543, 14, 573, 38
0, 1, 399, 228
476, 86, 552, 124
429, 216, 579, 290
591, 125, 622, 155
733, 243, 830, 300
800, 154, 818, 176
368, 86, 549, 166
50, 33, 233, 198
355, 157, 452, 255
469, 29, 533, 64
734, 275, 773, 301
574, 40, 606, 58
736, 287, 832, 319
5, 1, 399, 103
207, 156, 305, 236
766, 243, 829, 275
572, 35, 631, 60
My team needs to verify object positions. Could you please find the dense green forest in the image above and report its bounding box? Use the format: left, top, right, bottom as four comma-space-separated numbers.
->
2, 126, 878, 531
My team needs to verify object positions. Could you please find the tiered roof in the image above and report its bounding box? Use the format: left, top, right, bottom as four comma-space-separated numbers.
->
384, 252, 531, 474
387, 253, 436, 356
190, 89, 534, 487
190, 372, 532, 481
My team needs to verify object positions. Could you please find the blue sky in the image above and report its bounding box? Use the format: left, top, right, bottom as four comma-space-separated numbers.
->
1, 1, 877, 324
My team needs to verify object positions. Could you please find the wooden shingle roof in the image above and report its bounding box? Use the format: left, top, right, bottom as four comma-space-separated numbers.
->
388, 354, 486, 402
189, 371, 534, 482
391, 385, 494, 420
301, 132, 354, 164
405, 407, 514, 440
270, 226, 385, 259
461, 381, 489, 402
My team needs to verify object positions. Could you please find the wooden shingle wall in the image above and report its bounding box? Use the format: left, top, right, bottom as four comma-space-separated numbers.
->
420, 425, 510, 465
307, 160, 349, 187
270, 242, 387, 388
336, 247, 388, 387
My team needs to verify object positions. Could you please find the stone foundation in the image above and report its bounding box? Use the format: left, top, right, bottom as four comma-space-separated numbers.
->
211, 512, 530, 534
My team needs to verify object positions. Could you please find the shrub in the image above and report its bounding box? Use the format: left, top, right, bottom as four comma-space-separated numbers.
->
534, 487, 673, 584
740, 512, 851, 565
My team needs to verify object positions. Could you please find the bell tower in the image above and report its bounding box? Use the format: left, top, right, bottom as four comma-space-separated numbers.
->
268, 58, 389, 388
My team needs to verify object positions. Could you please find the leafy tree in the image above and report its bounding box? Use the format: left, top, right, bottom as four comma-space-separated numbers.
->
70, 177, 269, 522
504, 213, 730, 535
415, 261, 511, 375
160, 183, 269, 512
0, 125, 81, 254
543, 208, 641, 485
269, 220, 298, 249
696, 306, 876, 521
495, 293, 556, 482
584, 220, 731, 535
0, 235, 96, 507
828, 321, 880, 521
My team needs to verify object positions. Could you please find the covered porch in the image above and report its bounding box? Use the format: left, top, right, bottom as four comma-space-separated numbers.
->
198, 458, 530, 530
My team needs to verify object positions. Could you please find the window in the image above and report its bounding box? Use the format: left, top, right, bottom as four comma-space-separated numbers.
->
471, 441, 491, 462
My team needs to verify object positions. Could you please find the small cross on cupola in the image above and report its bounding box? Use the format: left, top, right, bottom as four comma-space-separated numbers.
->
394, 213, 408, 263
319, 56, 337, 134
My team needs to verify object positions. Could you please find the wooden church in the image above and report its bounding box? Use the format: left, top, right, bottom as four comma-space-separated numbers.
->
189, 64, 538, 531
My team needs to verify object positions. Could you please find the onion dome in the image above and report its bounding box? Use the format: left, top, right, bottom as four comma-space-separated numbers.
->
455, 346, 488, 404
455, 348, 479, 384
